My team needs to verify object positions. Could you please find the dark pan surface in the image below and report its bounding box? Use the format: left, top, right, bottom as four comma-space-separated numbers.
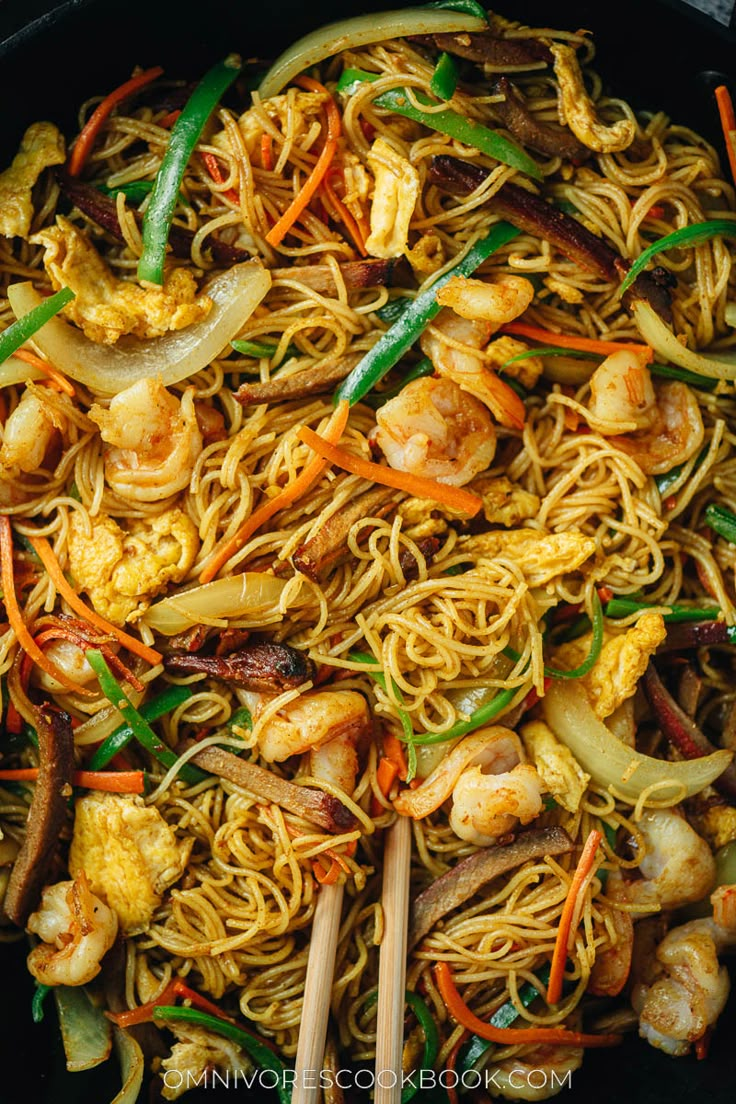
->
0, 1, 734, 1100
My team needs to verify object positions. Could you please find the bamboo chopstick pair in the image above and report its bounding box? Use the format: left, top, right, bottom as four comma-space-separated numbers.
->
291, 815, 412, 1104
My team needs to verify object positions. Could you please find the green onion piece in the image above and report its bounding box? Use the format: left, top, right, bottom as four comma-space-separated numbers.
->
374, 87, 541, 180
706, 503, 736, 545
620, 219, 736, 296
459, 966, 552, 1072
228, 706, 253, 733
138, 56, 241, 284
556, 199, 579, 215
376, 296, 413, 324
231, 338, 299, 359
85, 651, 206, 784
425, 0, 489, 20
0, 287, 75, 367
414, 684, 521, 746
550, 614, 591, 644
350, 650, 417, 780
605, 597, 720, 623
89, 685, 194, 770
654, 444, 708, 496
152, 1007, 290, 1104
498, 372, 527, 400
402, 991, 441, 1104
543, 591, 603, 680
597, 819, 619, 889
650, 362, 718, 391
98, 180, 189, 206
336, 222, 520, 406
502, 346, 600, 368
32, 982, 51, 1024
362, 356, 435, 409
430, 51, 459, 100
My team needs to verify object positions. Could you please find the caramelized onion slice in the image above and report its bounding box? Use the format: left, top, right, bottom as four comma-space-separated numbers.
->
144, 573, 289, 636
7, 260, 271, 395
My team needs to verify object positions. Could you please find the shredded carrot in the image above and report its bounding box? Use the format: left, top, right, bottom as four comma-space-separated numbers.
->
547, 828, 603, 1006
13, 348, 75, 397
499, 322, 654, 364
0, 767, 144, 793
383, 731, 408, 781
444, 1030, 470, 1104
27, 533, 162, 666
5, 700, 23, 735
695, 1027, 712, 1061
202, 150, 239, 204
109, 979, 234, 1028
313, 856, 341, 884
321, 169, 367, 256
715, 86, 736, 187
265, 75, 341, 247
0, 517, 92, 696
433, 960, 620, 1047
159, 108, 181, 129
296, 425, 483, 517
199, 400, 350, 584
371, 757, 398, 814
597, 586, 614, 604
68, 66, 164, 177
260, 132, 274, 171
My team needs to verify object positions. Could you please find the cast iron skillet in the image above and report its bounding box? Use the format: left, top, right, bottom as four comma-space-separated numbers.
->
0, 1, 734, 1101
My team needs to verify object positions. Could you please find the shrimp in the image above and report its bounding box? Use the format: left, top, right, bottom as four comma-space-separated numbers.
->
36, 638, 99, 693
421, 277, 532, 430
485, 1044, 583, 1101
26, 872, 117, 987
394, 726, 544, 845
587, 350, 704, 475
373, 376, 496, 487
626, 809, 716, 910
632, 917, 735, 1056
0, 383, 68, 474
588, 870, 634, 997
247, 689, 370, 794
89, 378, 202, 502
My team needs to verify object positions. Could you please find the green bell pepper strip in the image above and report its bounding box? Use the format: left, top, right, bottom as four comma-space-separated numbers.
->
402, 991, 441, 1103
0, 287, 75, 366
425, 0, 489, 19
605, 597, 720, 623
349, 650, 417, 780
85, 651, 206, 785
336, 222, 520, 406
376, 296, 413, 324
363, 356, 435, 409
89, 685, 194, 770
706, 503, 736, 545
231, 338, 300, 359
336, 69, 540, 179
31, 982, 51, 1024
619, 219, 736, 296
138, 56, 241, 284
228, 706, 253, 734
430, 52, 459, 100
650, 362, 718, 391
459, 965, 552, 1073
152, 1007, 290, 1104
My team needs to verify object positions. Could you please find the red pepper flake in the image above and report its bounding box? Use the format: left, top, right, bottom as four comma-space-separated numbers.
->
664, 495, 677, 511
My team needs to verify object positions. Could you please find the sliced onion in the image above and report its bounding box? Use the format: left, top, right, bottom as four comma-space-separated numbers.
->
0, 355, 44, 388
110, 1026, 144, 1104
143, 573, 289, 636
632, 299, 736, 380
542, 679, 732, 802
55, 985, 112, 1072
7, 260, 271, 396
259, 8, 487, 98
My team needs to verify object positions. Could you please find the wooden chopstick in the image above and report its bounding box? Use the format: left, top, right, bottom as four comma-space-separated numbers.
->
292, 881, 344, 1104
374, 814, 413, 1104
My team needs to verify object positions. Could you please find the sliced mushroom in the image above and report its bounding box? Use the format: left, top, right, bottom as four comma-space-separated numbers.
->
184, 744, 357, 833
409, 825, 573, 949
164, 641, 315, 693
293, 486, 398, 581
234, 354, 361, 407
4, 704, 74, 926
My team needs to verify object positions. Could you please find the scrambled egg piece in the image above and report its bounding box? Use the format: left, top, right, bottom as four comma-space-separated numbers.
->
521, 720, 590, 813
471, 475, 540, 527
544, 275, 584, 304
366, 138, 420, 258
161, 1025, 253, 1100
31, 216, 211, 344
458, 528, 596, 586
554, 611, 666, 718
690, 804, 736, 852
0, 122, 65, 239
406, 231, 445, 277
69, 793, 192, 934
551, 44, 636, 154
484, 335, 543, 389
68, 508, 199, 625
